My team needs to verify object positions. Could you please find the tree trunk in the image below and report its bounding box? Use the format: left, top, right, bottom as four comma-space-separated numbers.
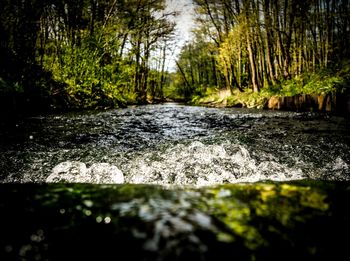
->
264, 0, 276, 84
247, 33, 259, 92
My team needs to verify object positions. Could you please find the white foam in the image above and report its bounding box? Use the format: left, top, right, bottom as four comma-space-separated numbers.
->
125, 141, 305, 186
47, 161, 124, 184
46, 141, 348, 186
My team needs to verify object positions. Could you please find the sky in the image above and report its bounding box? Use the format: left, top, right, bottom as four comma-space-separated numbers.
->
165, 0, 195, 71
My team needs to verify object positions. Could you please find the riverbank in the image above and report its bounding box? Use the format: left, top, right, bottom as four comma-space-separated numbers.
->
190, 64, 350, 114
193, 89, 350, 115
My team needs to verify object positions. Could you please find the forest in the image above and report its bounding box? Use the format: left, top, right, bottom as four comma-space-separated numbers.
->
0, 0, 176, 112
175, 0, 350, 108
0, 0, 350, 113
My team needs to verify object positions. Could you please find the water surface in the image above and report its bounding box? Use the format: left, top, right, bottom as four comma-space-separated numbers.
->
1, 104, 349, 185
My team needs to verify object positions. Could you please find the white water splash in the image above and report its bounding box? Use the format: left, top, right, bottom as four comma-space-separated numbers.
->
46, 141, 349, 186
47, 162, 124, 184
125, 141, 305, 186
322, 157, 350, 181
332, 157, 349, 171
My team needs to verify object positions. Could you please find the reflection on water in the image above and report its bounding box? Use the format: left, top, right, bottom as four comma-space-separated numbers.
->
0, 104, 349, 185
0, 182, 349, 260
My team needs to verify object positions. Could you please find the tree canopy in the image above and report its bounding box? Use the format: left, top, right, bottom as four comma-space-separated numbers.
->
174, 0, 350, 106
1, 0, 349, 112
0, 0, 176, 112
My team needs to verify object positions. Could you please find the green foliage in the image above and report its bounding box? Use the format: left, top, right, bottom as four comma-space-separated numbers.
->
163, 74, 186, 101
192, 88, 269, 109
45, 40, 134, 109
191, 86, 221, 104
235, 89, 269, 109
0, 0, 175, 112
0, 78, 24, 94
174, 36, 221, 100
274, 66, 349, 97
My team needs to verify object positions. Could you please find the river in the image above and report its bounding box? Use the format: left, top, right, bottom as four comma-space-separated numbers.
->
0, 103, 349, 185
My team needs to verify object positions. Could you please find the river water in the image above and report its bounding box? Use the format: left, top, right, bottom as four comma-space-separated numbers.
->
0, 103, 349, 186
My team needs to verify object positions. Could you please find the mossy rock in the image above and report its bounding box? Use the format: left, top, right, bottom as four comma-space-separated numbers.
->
0, 181, 349, 260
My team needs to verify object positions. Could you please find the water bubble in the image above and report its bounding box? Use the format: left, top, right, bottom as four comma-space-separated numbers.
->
104, 216, 111, 224
84, 210, 92, 216
30, 230, 44, 242
96, 216, 103, 223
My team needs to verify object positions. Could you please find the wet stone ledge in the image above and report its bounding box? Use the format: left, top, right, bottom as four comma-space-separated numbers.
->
0, 181, 349, 260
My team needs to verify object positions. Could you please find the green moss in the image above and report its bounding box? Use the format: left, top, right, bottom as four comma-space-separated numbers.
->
0, 181, 349, 260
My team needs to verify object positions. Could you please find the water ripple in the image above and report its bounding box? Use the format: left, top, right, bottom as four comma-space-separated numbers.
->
0, 104, 349, 185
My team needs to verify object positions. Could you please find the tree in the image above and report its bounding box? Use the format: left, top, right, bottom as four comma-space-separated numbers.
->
177, 0, 350, 100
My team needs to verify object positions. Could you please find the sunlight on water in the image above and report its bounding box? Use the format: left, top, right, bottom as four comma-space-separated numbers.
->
1, 104, 349, 185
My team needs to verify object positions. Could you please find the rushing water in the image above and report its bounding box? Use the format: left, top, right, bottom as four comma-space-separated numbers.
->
0, 103, 349, 186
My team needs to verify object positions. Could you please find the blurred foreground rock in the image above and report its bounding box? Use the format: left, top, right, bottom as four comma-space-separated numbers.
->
0, 181, 349, 260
